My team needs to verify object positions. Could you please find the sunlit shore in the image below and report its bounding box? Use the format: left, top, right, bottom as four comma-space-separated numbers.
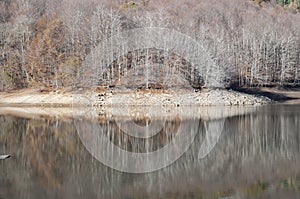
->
0, 88, 275, 108
1, 87, 299, 111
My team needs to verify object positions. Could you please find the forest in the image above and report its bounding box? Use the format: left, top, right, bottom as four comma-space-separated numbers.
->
0, 0, 300, 91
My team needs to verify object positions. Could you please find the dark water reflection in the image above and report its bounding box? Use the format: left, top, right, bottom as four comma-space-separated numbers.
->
1, 105, 300, 199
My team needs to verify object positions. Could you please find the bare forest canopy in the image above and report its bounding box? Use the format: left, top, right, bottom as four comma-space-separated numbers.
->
0, 0, 300, 91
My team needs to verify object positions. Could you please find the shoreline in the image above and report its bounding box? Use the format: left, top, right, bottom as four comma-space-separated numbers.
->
0, 87, 298, 109
231, 87, 300, 105
0, 87, 298, 119
0, 88, 272, 107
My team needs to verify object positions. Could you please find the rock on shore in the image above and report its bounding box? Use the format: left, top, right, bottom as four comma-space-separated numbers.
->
92, 88, 271, 107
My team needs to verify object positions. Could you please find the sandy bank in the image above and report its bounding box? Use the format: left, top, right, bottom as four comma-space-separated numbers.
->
0, 89, 73, 107
0, 87, 298, 120
0, 88, 272, 107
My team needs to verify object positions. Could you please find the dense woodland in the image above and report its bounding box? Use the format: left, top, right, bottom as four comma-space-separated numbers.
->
0, 0, 300, 91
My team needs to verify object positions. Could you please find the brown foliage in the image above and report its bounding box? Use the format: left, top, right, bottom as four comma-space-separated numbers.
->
26, 15, 65, 88
0, 0, 300, 91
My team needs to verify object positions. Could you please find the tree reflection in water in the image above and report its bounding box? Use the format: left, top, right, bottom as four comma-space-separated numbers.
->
0, 105, 300, 199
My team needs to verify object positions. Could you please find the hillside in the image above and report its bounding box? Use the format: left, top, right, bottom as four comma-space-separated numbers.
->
0, 0, 300, 92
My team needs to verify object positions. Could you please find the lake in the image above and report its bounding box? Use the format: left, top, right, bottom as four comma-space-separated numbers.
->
1, 104, 300, 199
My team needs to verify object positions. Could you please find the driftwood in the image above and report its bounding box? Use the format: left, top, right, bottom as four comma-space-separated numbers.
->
0, 155, 11, 160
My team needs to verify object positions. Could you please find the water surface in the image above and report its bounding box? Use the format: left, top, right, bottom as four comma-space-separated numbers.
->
1, 105, 300, 199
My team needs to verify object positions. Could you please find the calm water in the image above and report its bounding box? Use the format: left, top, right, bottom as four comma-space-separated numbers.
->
1, 105, 300, 199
